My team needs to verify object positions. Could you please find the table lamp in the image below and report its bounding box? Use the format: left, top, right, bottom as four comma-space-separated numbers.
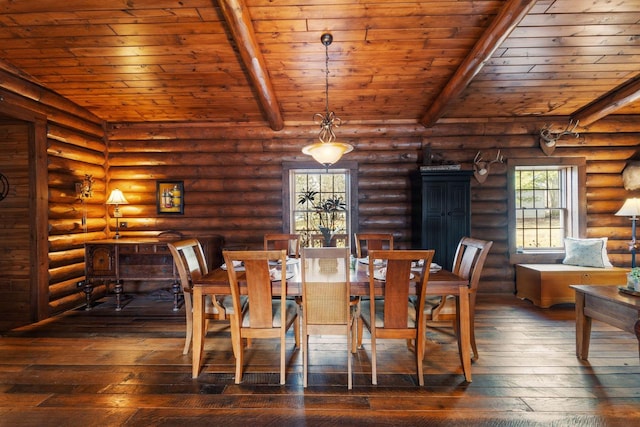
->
615, 197, 640, 268
106, 188, 129, 239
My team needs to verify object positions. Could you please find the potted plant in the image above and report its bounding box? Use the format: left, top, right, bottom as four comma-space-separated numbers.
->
297, 190, 347, 246
627, 267, 640, 291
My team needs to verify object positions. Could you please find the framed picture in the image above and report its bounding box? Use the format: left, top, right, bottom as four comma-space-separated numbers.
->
157, 181, 184, 214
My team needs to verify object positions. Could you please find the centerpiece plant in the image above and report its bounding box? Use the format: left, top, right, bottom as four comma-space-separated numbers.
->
297, 190, 347, 246
627, 267, 640, 290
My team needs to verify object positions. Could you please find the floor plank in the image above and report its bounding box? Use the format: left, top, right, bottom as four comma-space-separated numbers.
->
0, 292, 639, 426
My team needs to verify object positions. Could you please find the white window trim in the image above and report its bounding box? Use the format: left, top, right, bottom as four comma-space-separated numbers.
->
282, 161, 359, 248
507, 157, 586, 265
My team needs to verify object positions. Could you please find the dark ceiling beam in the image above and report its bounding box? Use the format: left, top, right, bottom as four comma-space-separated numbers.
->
571, 75, 640, 127
218, 0, 284, 131
420, 0, 538, 128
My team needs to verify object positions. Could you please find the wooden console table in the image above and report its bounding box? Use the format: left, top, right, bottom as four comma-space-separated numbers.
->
570, 285, 640, 360
84, 236, 224, 310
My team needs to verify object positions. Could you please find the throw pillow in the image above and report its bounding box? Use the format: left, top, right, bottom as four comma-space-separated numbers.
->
562, 237, 613, 268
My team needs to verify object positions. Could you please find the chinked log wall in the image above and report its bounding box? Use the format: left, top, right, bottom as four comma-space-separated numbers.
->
108, 117, 640, 294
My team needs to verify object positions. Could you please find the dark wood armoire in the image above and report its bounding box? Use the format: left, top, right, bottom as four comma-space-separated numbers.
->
420, 169, 473, 270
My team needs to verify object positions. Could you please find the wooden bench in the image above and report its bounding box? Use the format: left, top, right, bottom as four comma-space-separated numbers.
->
516, 264, 629, 308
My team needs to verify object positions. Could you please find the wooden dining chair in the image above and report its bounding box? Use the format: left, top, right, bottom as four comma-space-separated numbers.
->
264, 233, 301, 258
168, 238, 234, 355
301, 247, 355, 389
358, 249, 435, 386
354, 233, 394, 258
354, 233, 394, 339
223, 249, 300, 385
423, 237, 493, 361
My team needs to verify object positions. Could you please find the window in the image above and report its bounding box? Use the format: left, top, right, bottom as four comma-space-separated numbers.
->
515, 167, 567, 249
283, 162, 358, 249
508, 158, 586, 264
291, 169, 349, 247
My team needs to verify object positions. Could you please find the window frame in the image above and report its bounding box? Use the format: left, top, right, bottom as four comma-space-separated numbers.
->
507, 157, 586, 264
283, 161, 359, 248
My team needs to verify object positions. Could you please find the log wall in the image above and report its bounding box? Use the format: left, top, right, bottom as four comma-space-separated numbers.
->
0, 68, 107, 328
47, 121, 108, 314
1, 58, 640, 331
0, 121, 31, 328
108, 117, 640, 293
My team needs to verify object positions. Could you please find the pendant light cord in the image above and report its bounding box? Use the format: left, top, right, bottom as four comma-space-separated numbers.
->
324, 40, 330, 116
314, 34, 341, 144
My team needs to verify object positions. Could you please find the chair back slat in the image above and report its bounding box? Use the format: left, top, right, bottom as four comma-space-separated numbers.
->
369, 249, 434, 331
382, 258, 412, 328
168, 238, 208, 292
243, 258, 275, 328
355, 233, 394, 258
264, 233, 301, 258
456, 247, 479, 281
452, 237, 493, 292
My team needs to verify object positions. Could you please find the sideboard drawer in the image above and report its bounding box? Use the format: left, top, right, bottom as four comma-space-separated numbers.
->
154, 245, 171, 254
137, 244, 157, 253
118, 245, 138, 254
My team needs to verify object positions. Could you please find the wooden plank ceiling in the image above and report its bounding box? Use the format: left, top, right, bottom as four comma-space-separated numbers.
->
0, 0, 638, 129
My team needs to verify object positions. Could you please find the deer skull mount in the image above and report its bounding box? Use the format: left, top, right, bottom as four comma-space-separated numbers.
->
473, 150, 504, 184
539, 120, 580, 156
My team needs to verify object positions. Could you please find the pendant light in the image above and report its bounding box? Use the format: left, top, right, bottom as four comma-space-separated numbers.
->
302, 33, 353, 167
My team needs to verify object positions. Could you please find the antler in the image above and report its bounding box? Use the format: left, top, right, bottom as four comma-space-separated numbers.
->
473, 150, 504, 181
473, 151, 483, 164
489, 149, 503, 165
540, 120, 580, 145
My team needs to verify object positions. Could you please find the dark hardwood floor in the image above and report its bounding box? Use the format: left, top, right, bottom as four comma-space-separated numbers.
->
1, 290, 639, 426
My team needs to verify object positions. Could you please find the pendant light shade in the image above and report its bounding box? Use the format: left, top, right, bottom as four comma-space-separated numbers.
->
302, 33, 353, 167
302, 141, 353, 168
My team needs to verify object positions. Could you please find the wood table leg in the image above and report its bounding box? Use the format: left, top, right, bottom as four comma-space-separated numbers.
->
574, 291, 592, 360
635, 319, 640, 359
457, 286, 472, 382
192, 287, 205, 378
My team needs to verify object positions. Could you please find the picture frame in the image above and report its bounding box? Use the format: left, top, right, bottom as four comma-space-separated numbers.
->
156, 181, 184, 214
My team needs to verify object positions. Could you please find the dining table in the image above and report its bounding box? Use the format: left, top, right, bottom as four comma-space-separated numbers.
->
190, 259, 472, 381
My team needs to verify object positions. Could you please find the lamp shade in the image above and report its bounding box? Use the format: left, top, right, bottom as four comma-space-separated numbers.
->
615, 198, 640, 217
106, 189, 129, 205
302, 141, 354, 167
